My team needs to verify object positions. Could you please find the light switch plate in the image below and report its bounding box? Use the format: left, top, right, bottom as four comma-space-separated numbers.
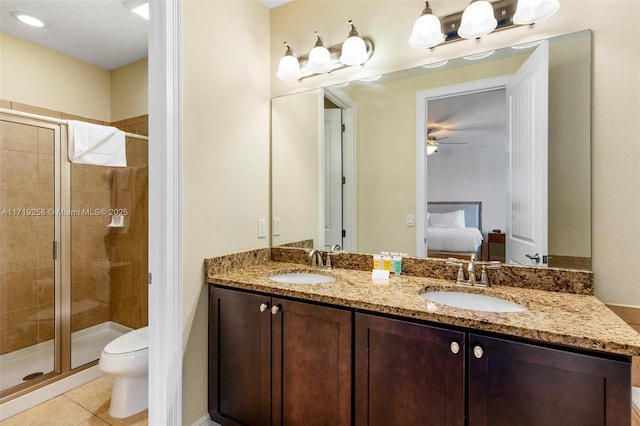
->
406, 214, 415, 227
258, 218, 267, 238
273, 218, 280, 236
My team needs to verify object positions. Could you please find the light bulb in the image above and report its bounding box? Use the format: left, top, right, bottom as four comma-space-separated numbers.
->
513, 0, 560, 25
458, 0, 497, 39
276, 43, 301, 81
307, 33, 332, 73
409, 3, 444, 49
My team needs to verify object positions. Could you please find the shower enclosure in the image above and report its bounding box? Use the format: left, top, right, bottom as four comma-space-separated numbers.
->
0, 108, 148, 399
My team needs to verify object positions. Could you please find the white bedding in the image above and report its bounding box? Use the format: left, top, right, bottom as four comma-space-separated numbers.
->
427, 227, 483, 252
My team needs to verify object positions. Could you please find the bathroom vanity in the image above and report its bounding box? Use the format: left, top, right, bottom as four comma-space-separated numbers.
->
206, 248, 640, 425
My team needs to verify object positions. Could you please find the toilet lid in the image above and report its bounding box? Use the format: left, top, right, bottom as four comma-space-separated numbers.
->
104, 326, 149, 355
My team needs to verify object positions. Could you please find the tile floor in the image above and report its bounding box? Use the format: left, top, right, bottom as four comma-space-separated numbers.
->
0, 375, 147, 426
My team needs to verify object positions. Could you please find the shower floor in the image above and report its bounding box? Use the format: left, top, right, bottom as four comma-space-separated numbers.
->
0, 321, 132, 392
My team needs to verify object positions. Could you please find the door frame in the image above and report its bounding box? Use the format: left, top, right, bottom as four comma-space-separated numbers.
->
324, 88, 356, 252
415, 76, 510, 257
148, 1, 183, 425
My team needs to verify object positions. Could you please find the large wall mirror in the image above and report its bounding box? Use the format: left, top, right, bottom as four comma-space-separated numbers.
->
271, 30, 591, 270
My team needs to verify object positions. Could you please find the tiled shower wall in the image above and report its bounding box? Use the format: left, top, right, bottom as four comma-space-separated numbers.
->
0, 101, 148, 354
108, 116, 148, 329
0, 115, 56, 354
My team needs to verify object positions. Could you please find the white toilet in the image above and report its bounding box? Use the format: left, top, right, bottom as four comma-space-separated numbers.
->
98, 326, 149, 418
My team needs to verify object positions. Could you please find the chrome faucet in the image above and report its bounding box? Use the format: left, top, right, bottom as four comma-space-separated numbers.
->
466, 254, 477, 285
309, 249, 325, 268
447, 256, 501, 287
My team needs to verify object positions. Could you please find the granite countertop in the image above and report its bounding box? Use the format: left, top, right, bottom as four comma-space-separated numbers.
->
206, 259, 640, 357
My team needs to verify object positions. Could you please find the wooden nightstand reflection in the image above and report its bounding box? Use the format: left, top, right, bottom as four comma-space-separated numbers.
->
487, 232, 505, 262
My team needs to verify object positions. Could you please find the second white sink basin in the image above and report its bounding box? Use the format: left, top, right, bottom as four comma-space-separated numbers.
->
268, 272, 335, 284
420, 291, 527, 312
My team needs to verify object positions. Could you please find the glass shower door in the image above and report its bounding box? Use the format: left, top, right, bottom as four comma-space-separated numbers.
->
0, 115, 61, 393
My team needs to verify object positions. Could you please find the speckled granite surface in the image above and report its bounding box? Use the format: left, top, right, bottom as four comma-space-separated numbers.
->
204, 248, 640, 356
270, 247, 594, 294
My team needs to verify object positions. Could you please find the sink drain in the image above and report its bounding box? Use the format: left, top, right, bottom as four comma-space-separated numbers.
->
23, 372, 44, 381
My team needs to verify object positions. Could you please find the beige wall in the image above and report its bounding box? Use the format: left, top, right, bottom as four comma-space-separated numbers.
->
181, 1, 271, 423
269, 1, 640, 307
111, 59, 148, 122
0, 33, 111, 122
1, 33, 147, 124
272, 91, 323, 247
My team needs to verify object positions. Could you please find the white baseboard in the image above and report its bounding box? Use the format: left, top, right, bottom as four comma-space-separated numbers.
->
191, 413, 220, 426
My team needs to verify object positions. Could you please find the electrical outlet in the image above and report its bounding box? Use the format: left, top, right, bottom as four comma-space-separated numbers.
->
258, 218, 267, 238
406, 214, 415, 227
273, 218, 281, 236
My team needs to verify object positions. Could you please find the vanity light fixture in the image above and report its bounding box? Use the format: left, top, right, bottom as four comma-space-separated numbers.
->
10, 11, 45, 27
408, 0, 560, 51
427, 144, 438, 155
513, 0, 560, 24
307, 32, 332, 73
340, 20, 369, 65
276, 42, 302, 81
458, 0, 498, 39
409, 2, 445, 49
277, 23, 374, 81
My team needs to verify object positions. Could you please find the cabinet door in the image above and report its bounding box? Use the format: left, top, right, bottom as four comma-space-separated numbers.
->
355, 313, 465, 426
209, 287, 272, 426
468, 334, 631, 426
271, 298, 352, 426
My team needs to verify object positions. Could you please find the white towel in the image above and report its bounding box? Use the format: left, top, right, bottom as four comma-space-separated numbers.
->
633, 386, 640, 414
68, 120, 126, 167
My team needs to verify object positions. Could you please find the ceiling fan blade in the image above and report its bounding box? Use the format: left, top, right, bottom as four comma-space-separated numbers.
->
429, 119, 505, 133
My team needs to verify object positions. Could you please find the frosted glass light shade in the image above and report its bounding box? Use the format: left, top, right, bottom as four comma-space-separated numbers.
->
307, 45, 332, 73
340, 35, 368, 66
458, 1, 497, 39
513, 0, 560, 24
409, 14, 444, 48
276, 55, 301, 81
427, 145, 438, 155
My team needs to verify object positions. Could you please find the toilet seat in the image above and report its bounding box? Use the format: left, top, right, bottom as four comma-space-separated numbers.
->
104, 326, 148, 355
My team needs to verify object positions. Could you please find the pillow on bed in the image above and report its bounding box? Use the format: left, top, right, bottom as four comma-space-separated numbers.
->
428, 210, 465, 228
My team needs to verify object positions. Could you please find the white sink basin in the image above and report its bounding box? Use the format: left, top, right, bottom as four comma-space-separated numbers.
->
420, 291, 527, 312
268, 272, 335, 284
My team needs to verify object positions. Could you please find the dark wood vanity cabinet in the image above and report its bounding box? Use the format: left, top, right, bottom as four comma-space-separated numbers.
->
468, 334, 631, 426
210, 286, 631, 426
209, 286, 352, 426
355, 315, 631, 426
355, 313, 465, 426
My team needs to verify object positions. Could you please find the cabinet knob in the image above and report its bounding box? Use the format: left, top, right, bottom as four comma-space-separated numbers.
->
450, 341, 461, 354
259, 303, 269, 313
473, 345, 484, 359
271, 305, 280, 315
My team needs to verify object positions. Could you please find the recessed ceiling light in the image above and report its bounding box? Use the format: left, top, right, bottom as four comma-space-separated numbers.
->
360, 75, 382, 82
462, 50, 496, 61
422, 60, 449, 69
10, 11, 46, 28
124, 1, 149, 20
